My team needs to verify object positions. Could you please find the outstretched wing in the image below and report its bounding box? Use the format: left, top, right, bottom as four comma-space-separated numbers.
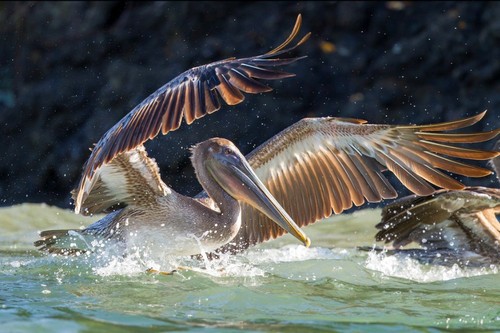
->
74, 14, 310, 213
217, 112, 499, 252
74, 145, 170, 216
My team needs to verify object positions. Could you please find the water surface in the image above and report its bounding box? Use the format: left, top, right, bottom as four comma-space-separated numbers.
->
1, 203, 499, 332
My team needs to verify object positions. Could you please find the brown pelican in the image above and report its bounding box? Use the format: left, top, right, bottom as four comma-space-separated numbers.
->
35, 14, 312, 256
372, 140, 500, 266
35, 113, 499, 256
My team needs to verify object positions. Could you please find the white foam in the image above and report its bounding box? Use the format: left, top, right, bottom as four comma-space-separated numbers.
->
245, 244, 348, 264
365, 250, 499, 282
51, 241, 499, 283
88, 244, 344, 278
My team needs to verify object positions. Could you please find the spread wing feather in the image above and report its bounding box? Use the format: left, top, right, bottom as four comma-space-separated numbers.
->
214, 112, 499, 253
74, 15, 310, 213
73, 145, 169, 216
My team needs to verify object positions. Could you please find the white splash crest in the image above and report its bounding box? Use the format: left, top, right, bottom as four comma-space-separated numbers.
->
245, 244, 349, 264
365, 250, 499, 283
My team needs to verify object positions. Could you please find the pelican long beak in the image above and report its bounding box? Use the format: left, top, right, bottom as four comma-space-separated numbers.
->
207, 151, 311, 247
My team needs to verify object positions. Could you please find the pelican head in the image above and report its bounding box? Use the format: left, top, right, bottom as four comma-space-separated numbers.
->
192, 138, 311, 247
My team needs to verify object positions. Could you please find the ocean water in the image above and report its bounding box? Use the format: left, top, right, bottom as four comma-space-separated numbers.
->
1, 203, 499, 332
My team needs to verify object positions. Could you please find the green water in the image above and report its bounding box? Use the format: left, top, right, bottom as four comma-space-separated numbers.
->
1, 203, 499, 332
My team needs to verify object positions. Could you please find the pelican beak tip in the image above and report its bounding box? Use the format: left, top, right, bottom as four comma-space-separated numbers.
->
304, 236, 311, 248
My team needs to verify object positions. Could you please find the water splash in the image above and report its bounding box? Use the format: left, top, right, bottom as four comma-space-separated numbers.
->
84, 244, 349, 279
365, 250, 499, 282
245, 244, 349, 264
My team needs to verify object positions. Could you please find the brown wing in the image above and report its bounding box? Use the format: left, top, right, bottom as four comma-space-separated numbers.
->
73, 145, 170, 215
216, 112, 499, 252
74, 15, 310, 213
375, 187, 500, 254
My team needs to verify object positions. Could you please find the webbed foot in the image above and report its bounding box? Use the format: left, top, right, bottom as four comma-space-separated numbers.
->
146, 266, 192, 275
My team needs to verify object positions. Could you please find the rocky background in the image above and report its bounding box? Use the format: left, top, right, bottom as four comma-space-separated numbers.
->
1, 1, 499, 209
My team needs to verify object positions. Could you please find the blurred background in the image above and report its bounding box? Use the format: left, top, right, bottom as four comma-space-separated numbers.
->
0, 1, 499, 209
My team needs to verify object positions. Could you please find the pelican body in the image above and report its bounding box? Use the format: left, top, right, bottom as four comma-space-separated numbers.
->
35, 139, 309, 256
372, 187, 500, 267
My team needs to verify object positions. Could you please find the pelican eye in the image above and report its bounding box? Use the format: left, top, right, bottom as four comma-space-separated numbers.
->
223, 147, 233, 155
